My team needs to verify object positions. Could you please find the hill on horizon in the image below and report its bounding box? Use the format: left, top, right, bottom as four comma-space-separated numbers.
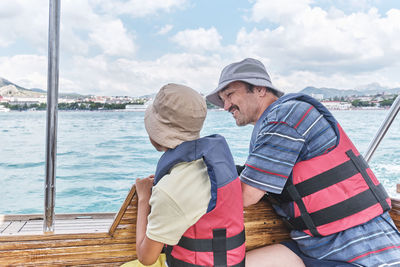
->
0, 77, 46, 98
299, 83, 400, 99
1, 76, 399, 99
0, 77, 36, 92
0, 77, 89, 99
0, 77, 155, 99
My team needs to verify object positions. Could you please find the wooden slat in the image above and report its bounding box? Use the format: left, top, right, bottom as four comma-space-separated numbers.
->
16, 229, 107, 235
0, 242, 135, 257
109, 184, 136, 235
0, 244, 136, 265
0, 218, 114, 235
20, 224, 111, 231
0, 232, 110, 242
244, 197, 290, 251
0, 221, 11, 233
19, 226, 111, 233
1, 221, 26, 234
0, 236, 135, 251
21, 221, 113, 228
390, 198, 400, 229
75, 258, 135, 267
2, 213, 115, 221
21, 219, 113, 225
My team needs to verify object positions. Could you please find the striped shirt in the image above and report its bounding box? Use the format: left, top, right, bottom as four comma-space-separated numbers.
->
240, 93, 400, 266
241, 95, 337, 195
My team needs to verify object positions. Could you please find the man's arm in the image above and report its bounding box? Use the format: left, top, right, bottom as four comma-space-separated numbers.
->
241, 181, 266, 207
135, 176, 164, 265
238, 164, 265, 207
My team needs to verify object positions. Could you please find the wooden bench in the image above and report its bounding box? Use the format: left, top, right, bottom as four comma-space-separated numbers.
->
0, 185, 399, 266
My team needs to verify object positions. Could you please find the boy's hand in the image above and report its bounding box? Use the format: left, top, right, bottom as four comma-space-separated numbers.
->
135, 176, 154, 202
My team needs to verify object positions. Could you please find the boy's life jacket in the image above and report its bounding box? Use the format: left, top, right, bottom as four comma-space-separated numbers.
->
154, 134, 245, 267
270, 94, 391, 237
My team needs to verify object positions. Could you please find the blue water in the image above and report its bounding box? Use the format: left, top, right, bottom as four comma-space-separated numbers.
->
0, 110, 399, 214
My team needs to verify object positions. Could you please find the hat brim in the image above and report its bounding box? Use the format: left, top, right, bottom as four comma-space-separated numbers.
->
144, 104, 180, 149
144, 103, 202, 149
206, 77, 283, 108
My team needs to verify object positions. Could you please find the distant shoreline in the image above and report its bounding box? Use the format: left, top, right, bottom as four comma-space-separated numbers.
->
1, 107, 392, 113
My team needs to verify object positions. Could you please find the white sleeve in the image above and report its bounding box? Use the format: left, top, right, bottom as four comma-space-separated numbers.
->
146, 159, 211, 245
146, 186, 190, 245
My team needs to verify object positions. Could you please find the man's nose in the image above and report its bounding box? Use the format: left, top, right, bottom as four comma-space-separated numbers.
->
223, 99, 231, 111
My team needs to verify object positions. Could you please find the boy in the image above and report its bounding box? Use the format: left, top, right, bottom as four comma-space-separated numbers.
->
135, 83, 245, 266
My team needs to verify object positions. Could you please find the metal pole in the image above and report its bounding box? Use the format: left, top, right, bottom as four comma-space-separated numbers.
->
364, 95, 400, 163
44, 0, 61, 233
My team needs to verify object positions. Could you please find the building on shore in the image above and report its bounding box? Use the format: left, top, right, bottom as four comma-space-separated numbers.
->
321, 101, 352, 110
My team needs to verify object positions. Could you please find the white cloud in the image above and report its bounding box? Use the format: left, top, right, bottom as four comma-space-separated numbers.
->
272, 67, 400, 94
59, 53, 225, 96
157, 24, 174, 35
0, 1, 20, 18
0, 1, 48, 48
0, 55, 47, 89
319, 0, 377, 13
94, 0, 188, 17
89, 19, 136, 56
2, 0, 400, 97
250, 0, 312, 23
0, 0, 137, 57
238, 1, 400, 90
62, 0, 136, 57
171, 27, 222, 52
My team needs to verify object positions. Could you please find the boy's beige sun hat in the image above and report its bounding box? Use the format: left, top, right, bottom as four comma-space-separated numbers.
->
144, 83, 207, 149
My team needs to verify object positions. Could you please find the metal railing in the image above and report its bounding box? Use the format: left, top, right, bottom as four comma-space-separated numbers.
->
44, 0, 61, 233
364, 95, 400, 163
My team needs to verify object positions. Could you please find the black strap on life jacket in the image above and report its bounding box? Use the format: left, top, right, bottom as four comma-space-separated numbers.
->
286, 182, 320, 236
285, 149, 390, 236
165, 228, 245, 267
345, 150, 390, 212
165, 254, 246, 267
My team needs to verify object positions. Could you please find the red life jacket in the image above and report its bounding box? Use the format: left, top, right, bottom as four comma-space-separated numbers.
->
285, 123, 391, 236
154, 135, 245, 266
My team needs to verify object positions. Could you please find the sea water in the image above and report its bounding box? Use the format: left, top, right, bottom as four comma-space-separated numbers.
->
0, 109, 399, 214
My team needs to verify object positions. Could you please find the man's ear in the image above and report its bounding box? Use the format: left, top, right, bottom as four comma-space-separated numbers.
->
255, 86, 267, 96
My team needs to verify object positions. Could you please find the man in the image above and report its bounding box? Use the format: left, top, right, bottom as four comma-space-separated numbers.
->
206, 58, 400, 266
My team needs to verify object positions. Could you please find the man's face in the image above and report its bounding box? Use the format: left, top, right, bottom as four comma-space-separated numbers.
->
218, 81, 261, 126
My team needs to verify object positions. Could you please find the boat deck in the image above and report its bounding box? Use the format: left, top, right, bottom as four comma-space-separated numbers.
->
0, 213, 115, 236
0, 186, 137, 266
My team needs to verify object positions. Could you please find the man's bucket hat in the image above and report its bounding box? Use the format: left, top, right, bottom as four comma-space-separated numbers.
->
206, 58, 284, 108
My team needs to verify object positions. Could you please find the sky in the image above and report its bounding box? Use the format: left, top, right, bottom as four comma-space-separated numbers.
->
1, 0, 400, 97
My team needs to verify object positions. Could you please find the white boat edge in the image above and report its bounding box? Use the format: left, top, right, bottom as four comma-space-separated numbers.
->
0, 105, 10, 112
